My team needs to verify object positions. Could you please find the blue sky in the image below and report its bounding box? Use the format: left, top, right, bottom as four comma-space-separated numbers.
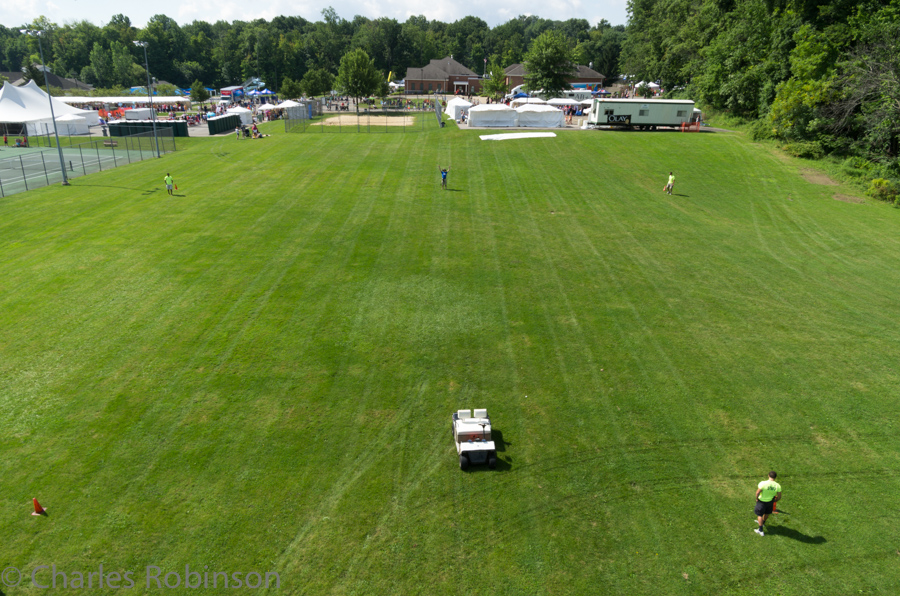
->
6, 0, 628, 30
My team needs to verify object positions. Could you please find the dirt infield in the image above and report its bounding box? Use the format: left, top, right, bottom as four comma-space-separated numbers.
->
322, 114, 417, 126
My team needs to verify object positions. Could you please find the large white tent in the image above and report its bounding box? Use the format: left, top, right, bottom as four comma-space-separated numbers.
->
124, 108, 154, 120
467, 104, 517, 128
515, 104, 565, 128
445, 97, 472, 121
0, 80, 98, 134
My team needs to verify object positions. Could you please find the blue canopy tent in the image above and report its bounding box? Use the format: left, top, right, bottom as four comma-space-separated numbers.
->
511, 92, 529, 99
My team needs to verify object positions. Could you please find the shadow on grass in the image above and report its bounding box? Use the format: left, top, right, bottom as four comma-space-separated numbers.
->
76, 184, 155, 194
768, 525, 826, 544
672, 193, 690, 198
443, 188, 464, 192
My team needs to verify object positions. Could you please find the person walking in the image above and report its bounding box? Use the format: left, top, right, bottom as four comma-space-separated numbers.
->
164, 172, 175, 196
754, 471, 782, 536
665, 171, 675, 195
439, 166, 450, 190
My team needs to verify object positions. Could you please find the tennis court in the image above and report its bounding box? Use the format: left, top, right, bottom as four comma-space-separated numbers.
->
0, 130, 175, 197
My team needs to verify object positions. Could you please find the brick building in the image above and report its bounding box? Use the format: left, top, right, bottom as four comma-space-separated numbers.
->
504, 63, 606, 91
405, 57, 482, 95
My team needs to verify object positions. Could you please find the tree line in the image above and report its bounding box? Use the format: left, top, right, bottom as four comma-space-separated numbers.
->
622, 0, 900, 199
0, 11, 624, 95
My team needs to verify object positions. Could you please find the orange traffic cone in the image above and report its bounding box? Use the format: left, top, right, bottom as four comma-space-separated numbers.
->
773, 501, 778, 514
32, 498, 46, 516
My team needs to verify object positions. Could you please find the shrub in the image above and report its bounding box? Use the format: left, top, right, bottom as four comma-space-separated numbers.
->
866, 178, 899, 203
782, 141, 825, 159
747, 118, 776, 140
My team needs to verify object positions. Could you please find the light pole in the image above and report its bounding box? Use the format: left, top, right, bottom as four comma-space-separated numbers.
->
20, 29, 69, 185
133, 40, 161, 158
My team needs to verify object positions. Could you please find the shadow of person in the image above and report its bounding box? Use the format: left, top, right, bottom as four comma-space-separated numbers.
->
767, 525, 826, 544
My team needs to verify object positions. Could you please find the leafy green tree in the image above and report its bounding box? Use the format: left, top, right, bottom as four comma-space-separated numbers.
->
300, 68, 334, 98
281, 76, 303, 99
522, 30, 575, 98
190, 79, 210, 104
88, 42, 114, 88
481, 57, 509, 99
335, 47, 381, 120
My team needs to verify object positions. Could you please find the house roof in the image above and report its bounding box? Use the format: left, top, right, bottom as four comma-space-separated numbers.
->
504, 63, 605, 80
408, 57, 477, 81
43, 72, 93, 91
0, 71, 26, 86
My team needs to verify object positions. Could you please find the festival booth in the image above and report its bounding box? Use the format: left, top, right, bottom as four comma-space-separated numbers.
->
467, 104, 518, 128
226, 106, 253, 125
0, 80, 97, 135
445, 97, 472, 121
515, 104, 565, 128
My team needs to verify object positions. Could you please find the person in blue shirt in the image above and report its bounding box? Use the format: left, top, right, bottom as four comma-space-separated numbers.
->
439, 166, 451, 190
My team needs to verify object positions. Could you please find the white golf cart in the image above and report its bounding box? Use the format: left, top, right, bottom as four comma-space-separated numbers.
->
452, 409, 497, 470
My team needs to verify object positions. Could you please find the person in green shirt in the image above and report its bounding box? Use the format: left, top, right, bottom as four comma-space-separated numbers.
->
164, 173, 175, 196
665, 171, 675, 195
754, 471, 782, 536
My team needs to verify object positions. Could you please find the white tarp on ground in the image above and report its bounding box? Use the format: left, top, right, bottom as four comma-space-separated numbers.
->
445, 97, 472, 120
54, 113, 89, 135
515, 104, 565, 128
467, 104, 518, 128
479, 132, 557, 141
226, 106, 253, 125
0, 80, 98, 134
124, 108, 154, 120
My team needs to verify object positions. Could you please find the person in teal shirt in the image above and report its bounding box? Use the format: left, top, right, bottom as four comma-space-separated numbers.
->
754, 471, 782, 536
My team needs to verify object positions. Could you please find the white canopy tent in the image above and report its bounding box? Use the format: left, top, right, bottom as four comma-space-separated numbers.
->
275, 100, 301, 108
510, 97, 547, 107
546, 98, 580, 106
226, 106, 253, 125
0, 80, 99, 135
635, 81, 660, 89
53, 113, 89, 135
58, 96, 191, 106
467, 104, 518, 128
445, 97, 472, 121
124, 108, 154, 120
257, 103, 277, 111
515, 104, 565, 128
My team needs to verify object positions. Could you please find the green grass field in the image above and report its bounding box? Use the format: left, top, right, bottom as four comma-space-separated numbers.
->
2, 121, 899, 595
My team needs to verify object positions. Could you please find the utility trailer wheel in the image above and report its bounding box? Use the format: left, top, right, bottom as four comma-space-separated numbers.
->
459, 454, 470, 470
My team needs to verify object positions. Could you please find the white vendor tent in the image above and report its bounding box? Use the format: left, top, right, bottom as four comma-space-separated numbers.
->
124, 108, 154, 120
445, 97, 472, 121
226, 106, 253, 125
275, 100, 301, 108
54, 113, 89, 135
510, 97, 547, 107
467, 104, 518, 128
515, 104, 565, 128
0, 80, 97, 134
257, 103, 277, 111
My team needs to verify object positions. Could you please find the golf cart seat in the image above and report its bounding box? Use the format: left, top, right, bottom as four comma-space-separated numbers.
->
457, 409, 471, 421
473, 408, 488, 419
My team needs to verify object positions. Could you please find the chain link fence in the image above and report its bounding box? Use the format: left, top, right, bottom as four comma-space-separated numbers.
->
0, 128, 176, 198
286, 96, 444, 134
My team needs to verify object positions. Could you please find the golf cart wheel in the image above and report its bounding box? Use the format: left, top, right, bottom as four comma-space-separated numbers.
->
488, 456, 497, 469
459, 454, 469, 470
